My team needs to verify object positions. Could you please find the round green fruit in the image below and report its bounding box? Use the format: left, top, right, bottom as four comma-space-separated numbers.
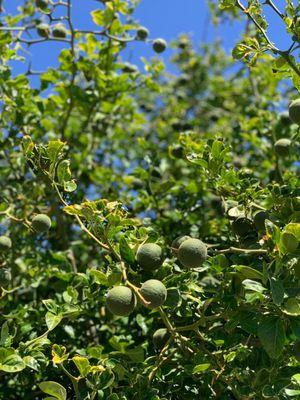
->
177, 238, 207, 268
153, 328, 169, 349
122, 62, 138, 74
253, 210, 269, 232
52, 24, 67, 38
171, 235, 190, 250
32, 214, 52, 233
0, 236, 12, 250
171, 235, 190, 256
136, 243, 164, 271
106, 286, 136, 316
140, 279, 167, 308
279, 111, 291, 126
36, 0, 49, 10
289, 99, 300, 125
231, 217, 253, 237
37, 23, 50, 38
152, 38, 167, 54
294, 340, 300, 362
281, 232, 299, 253
274, 138, 291, 157
136, 26, 149, 40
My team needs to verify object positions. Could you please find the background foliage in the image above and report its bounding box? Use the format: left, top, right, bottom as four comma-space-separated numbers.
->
0, 0, 299, 399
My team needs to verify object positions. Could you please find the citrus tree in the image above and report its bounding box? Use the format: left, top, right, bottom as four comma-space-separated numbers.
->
0, 0, 299, 399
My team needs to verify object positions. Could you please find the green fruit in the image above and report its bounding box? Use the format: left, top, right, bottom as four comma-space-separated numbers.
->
136, 243, 164, 271
171, 235, 190, 250
106, 286, 136, 316
32, 214, 52, 233
274, 138, 291, 157
140, 279, 167, 308
279, 111, 291, 126
36, 0, 49, 10
289, 99, 300, 125
152, 39, 167, 54
136, 26, 149, 40
0, 236, 12, 250
153, 328, 169, 349
231, 217, 253, 237
281, 232, 299, 253
37, 23, 50, 38
177, 238, 207, 268
52, 24, 67, 38
253, 210, 269, 232
122, 62, 139, 74
294, 340, 300, 362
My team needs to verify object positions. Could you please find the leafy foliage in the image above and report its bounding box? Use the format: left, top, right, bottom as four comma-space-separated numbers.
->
0, 0, 299, 399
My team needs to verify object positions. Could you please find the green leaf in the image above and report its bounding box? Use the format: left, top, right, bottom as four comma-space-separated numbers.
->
192, 363, 211, 374
119, 236, 135, 264
46, 141, 65, 163
23, 356, 39, 371
39, 381, 67, 400
282, 298, 300, 316
72, 356, 90, 377
0, 354, 26, 373
235, 265, 264, 281
57, 160, 71, 184
125, 346, 144, 363
89, 269, 109, 286
63, 180, 77, 192
270, 277, 284, 306
242, 279, 266, 293
258, 316, 285, 359
45, 312, 62, 331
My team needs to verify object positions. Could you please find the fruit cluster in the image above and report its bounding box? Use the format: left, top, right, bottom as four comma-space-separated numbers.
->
106, 237, 207, 315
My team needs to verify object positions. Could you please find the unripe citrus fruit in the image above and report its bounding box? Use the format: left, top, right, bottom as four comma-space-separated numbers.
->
153, 328, 169, 349
231, 217, 253, 237
0, 236, 12, 250
274, 138, 291, 157
37, 23, 50, 38
171, 235, 190, 251
122, 62, 138, 74
140, 279, 167, 308
289, 99, 300, 125
32, 214, 51, 233
36, 0, 49, 10
106, 286, 136, 316
52, 24, 67, 38
136, 26, 149, 40
136, 243, 164, 271
152, 38, 167, 53
177, 238, 207, 268
253, 210, 269, 232
281, 232, 299, 253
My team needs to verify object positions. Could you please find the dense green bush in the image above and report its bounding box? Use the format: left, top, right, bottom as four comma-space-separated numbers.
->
0, 0, 299, 399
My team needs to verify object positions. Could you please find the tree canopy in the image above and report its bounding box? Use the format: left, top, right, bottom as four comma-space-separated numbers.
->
0, 0, 299, 399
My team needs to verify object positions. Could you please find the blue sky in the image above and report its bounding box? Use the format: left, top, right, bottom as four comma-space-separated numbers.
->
4, 0, 290, 77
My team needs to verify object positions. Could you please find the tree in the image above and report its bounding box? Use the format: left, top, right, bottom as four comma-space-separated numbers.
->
0, 0, 299, 399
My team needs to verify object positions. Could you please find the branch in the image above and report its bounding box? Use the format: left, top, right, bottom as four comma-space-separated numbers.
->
218, 247, 268, 255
